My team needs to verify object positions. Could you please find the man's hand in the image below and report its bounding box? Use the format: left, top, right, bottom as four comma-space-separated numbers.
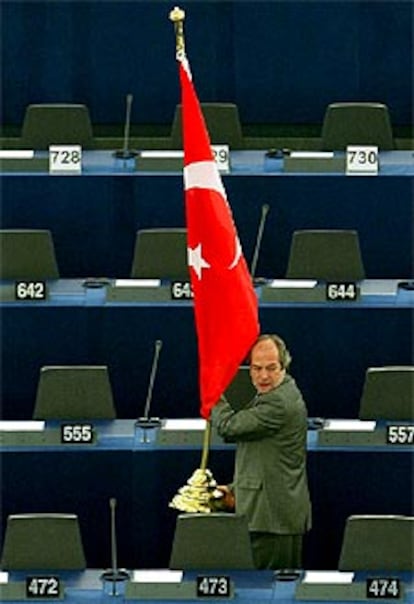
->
216, 485, 235, 511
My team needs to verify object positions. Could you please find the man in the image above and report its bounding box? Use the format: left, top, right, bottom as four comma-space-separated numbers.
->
211, 334, 311, 570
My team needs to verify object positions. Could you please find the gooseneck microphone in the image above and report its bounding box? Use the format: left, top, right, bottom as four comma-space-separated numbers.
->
136, 339, 163, 428
100, 497, 129, 593
110, 498, 118, 576
114, 93, 138, 159
250, 203, 270, 281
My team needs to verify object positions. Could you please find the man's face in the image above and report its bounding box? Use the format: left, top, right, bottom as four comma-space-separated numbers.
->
250, 339, 285, 394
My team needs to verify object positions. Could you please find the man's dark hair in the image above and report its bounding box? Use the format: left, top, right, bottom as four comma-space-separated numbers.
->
250, 334, 292, 370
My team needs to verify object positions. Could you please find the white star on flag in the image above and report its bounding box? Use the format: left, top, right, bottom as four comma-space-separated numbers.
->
188, 243, 211, 279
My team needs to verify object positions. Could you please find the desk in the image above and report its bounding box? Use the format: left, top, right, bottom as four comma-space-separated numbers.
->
1, 421, 413, 570
0, 286, 412, 419
2, 569, 413, 603
1, 151, 413, 278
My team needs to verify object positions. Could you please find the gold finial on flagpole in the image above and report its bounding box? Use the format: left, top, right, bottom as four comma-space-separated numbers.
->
169, 6, 186, 59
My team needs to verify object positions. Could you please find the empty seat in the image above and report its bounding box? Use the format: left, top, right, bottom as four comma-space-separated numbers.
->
130, 228, 189, 280
224, 366, 256, 412
321, 102, 394, 151
285, 229, 365, 281
339, 515, 414, 571
33, 366, 116, 420
1, 513, 86, 570
21, 104, 94, 149
169, 513, 254, 569
0, 229, 59, 280
170, 103, 244, 149
359, 366, 414, 421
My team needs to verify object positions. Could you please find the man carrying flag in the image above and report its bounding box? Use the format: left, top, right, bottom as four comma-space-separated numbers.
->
168, 5, 259, 513
169, 8, 311, 571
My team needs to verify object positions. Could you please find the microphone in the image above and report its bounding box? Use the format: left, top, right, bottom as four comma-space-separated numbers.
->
114, 93, 138, 159
250, 203, 270, 283
136, 339, 163, 428
100, 498, 129, 592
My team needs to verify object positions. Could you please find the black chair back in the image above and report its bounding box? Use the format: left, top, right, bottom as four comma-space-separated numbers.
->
0, 229, 59, 280
33, 365, 116, 420
1, 513, 86, 570
285, 229, 365, 281
339, 515, 414, 571
321, 102, 394, 150
130, 228, 189, 280
170, 513, 255, 570
21, 104, 94, 149
170, 103, 243, 149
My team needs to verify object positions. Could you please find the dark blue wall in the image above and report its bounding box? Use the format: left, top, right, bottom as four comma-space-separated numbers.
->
2, 0, 412, 126
2, 174, 413, 279
1, 305, 412, 421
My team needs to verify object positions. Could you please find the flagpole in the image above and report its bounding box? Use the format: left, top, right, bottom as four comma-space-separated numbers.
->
169, 6, 186, 58
200, 418, 212, 471
168, 7, 221, 513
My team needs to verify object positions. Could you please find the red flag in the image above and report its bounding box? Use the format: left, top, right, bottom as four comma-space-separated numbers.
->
178, 58, 260, 419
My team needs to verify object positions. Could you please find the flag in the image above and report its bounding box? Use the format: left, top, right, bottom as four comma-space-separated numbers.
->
178, 57, 260, 420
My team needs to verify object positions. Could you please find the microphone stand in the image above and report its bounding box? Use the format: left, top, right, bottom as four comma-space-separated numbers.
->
251, 203, 270, 284
100, 498, 130, 595
135, 340, 163, 438
114, 93, 138, 159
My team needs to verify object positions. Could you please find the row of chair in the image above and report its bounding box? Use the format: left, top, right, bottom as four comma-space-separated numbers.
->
17, 102, 395, 150
1, 228, 367, 281
15, 364, 414, 422
1, 512, 413, 570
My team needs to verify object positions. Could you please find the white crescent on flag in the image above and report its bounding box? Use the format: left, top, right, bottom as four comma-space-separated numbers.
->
184, 160, 242, 271
228, 235, 242, 270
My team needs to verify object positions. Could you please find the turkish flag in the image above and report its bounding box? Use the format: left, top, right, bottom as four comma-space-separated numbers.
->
178, 59, 260, 419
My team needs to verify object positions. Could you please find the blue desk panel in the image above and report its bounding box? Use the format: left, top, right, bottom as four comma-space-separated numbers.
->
1, 424, 413, 571
1, 152, 413, 279
2, 570, 413, 603
0, 301, 412, 420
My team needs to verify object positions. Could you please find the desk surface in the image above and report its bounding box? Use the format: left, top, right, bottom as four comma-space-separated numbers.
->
1, 150, 414, 176
1, 569, 413, 603
1, 279, 413, 307
1, 419, 413, 453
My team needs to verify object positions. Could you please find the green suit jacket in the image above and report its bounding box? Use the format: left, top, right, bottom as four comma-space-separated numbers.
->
211, 374, 312, 535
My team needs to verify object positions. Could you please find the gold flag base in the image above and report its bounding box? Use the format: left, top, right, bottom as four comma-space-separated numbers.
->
169, 468, 225, 514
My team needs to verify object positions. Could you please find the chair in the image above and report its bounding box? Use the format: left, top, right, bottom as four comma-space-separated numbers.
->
0, 229, 59, 280
224, 366, 256, 412
33, 366, 116, 420
321, 102, 394, 151
20, 104, 94, 149
338, 515, 414, 571
170, 103, 244, 149
130, 228, 189, 280
169, 513, 254, 569
359, 366, 414, 421
1, 513, 86, 570
285, 229, 366, 281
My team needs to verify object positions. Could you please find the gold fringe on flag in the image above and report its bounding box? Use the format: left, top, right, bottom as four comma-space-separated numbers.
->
169, 420, 225, 513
